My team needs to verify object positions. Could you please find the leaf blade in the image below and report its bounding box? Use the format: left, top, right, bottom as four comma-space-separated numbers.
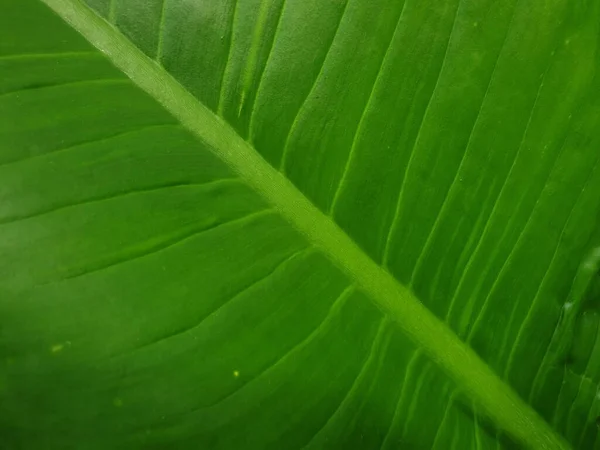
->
36, 0, 571, 447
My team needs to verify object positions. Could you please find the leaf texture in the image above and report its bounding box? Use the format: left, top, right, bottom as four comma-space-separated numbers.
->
2, 0, 600, 448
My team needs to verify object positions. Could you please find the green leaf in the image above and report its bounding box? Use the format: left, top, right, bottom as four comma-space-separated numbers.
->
1, 0, 600, 448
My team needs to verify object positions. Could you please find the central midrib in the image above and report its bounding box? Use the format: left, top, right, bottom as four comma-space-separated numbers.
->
40, 0, 569, 448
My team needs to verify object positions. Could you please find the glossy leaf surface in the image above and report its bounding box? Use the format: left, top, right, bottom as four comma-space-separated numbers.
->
2, 0, 600, 448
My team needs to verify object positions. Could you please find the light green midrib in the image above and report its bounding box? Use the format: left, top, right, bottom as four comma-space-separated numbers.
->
39, 1, 569, 449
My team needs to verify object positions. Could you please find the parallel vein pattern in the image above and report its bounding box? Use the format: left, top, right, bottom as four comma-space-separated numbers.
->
2, 0, 600, 448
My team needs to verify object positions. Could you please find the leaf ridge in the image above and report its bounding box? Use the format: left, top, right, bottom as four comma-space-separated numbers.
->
129, 246, 313, 355
502, 151, 600, 381
380, 349, 423, 448
278, 0, 350, 172
0, 50, 97, 61
431, 390, 459, 449
329, 0, 408, 217
200, 283, 355, 413
408, 0, 521, 287
464, 97, 570, 345
381, 0, 462, 268
0, 77, 127, 99
107, 0, 115, 23
302, 317, 386, 449
217, 0, 239, 115
248, 0, 287, 141
564, 324, 600, 438
0, 177, 236, 225
238, 0, 285, 118
60, 207, 269, 282
0, 123, 175, 170
443, 62, 551, 332
155, 0, 168, 62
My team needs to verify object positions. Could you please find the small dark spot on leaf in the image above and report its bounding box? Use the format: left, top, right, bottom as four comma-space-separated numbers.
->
562, 353, 575, 366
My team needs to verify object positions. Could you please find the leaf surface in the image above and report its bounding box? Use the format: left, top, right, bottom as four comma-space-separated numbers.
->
2, 0, 600, 448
